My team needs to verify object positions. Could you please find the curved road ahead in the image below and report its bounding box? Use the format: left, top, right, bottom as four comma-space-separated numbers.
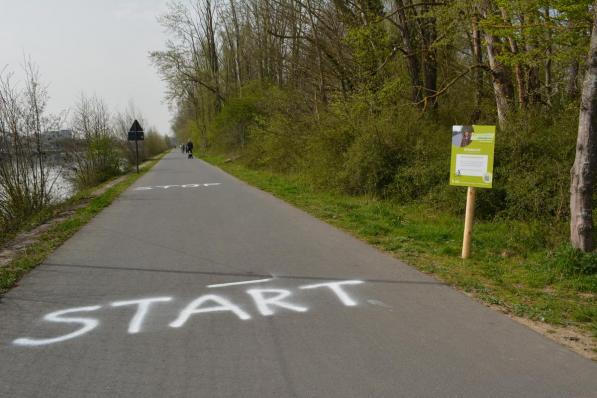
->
0, 151, 595, 397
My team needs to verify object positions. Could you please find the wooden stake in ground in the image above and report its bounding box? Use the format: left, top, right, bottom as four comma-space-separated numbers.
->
462, 187, 476, 259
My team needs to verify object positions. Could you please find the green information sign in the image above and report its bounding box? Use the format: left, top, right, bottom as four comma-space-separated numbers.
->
450, 125, 496, 189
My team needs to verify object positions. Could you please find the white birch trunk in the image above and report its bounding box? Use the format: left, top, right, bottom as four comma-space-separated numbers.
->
570, 4, 597, 251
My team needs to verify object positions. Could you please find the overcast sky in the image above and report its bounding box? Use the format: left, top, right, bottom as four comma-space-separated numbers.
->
0, 0, 172, 133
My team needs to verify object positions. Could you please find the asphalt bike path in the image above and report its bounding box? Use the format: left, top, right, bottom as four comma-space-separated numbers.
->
0, 151, 595, 397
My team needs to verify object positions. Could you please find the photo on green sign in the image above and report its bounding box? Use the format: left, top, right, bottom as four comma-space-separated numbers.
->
449, 125, 496, 189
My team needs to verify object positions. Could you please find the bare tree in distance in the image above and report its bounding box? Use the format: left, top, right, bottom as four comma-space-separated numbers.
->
0, 60, 60, 231
113, 100, 148, 166
69, 94, 122, 189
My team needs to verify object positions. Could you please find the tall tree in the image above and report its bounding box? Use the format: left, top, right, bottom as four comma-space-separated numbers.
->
570, 2, 597, 252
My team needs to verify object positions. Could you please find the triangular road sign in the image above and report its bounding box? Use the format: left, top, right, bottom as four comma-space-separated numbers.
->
128, 120, 144, 141
129, 119, 143, 132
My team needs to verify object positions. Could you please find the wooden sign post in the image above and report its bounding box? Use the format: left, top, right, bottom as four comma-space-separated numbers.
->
461, 187, 476, 259
449, 125, 496, 259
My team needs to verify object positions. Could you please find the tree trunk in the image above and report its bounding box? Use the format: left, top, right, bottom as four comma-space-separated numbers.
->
481, 0, 513, 129
471, 14, 483, 120
570, 5, 597, 252
499, 7, 526, 109
484, 32, 513, 130
567, 60, 580, 99
394, 0, 423, 105
566, 20, 580, 99
421, 9, 438, 110
306, 0, 328, 104
544, 7, 553, 105
523, 13, 542, 105
229, 0, 243, 96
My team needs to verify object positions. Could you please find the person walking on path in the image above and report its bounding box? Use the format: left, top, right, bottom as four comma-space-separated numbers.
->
186, 140, 194, 158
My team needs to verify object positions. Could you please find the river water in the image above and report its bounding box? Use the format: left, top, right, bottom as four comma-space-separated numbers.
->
0, 164, 75, 204
48, 166, 75, 201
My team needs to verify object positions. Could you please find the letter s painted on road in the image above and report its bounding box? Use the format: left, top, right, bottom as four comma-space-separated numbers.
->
13, 306, 102, 347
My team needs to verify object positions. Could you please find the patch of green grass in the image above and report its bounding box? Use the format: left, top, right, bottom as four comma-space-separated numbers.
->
204, 154, 597, 337
0, 153, 166, 294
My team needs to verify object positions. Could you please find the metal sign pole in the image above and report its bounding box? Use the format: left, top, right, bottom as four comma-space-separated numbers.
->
135, 138, 139, 174
128, 120, 144, 174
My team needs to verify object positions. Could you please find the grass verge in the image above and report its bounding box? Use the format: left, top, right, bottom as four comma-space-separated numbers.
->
0, 153, 166, 294
203, 155, 596, 347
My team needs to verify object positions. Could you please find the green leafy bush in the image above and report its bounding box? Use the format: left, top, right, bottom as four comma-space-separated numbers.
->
71, 135, 123, 189
201, 80, 594, 225
549, 245, 597, 276
142, 129, 170, 160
